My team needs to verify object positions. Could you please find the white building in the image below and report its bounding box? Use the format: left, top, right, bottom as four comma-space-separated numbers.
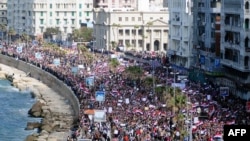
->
7, 0, 93, 39
94, 0, 167, 9
0, 0, 7, 26
93, 8, 169, 52
167, 0, 193, 69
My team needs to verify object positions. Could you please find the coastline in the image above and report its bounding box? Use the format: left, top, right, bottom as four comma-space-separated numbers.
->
0, 64, 74, 141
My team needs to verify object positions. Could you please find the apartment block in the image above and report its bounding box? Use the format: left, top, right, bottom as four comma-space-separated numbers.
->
7, 0, 93, 39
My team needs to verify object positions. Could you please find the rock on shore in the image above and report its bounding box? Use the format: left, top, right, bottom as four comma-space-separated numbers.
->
0, 64, 75, 141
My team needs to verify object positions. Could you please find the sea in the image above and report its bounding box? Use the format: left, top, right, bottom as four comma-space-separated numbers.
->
0, 79, 41, 141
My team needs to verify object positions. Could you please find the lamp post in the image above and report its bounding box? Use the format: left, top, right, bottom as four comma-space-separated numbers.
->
170, 71, 179, 115
163, 66, 172, 87
187, 100, 193, 141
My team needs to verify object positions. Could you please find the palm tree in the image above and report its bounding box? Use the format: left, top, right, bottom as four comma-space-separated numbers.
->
0, 24, 6, 40
124, 66, 143, 80
109, 58, 120, 72
44, 27, 60, 40
8, 28, 16, 43
72, 27, 93, 42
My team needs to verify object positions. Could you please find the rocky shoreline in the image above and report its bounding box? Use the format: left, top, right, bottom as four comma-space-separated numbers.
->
0, 64, 75, 141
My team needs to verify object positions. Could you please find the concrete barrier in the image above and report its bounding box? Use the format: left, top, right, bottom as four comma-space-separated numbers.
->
0, 54, 80, 121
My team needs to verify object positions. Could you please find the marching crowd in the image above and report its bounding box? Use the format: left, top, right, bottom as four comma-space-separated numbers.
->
0, 41, 250, 141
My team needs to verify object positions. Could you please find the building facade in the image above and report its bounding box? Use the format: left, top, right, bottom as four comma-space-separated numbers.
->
0, 0, 7, 39
93, 8, 169, 52
192, 0, 221, 72
167, 0, 193, 69
94, 0, 167, 10
7, 0, 93, 39
0, 0, 7, 26
220, 0, 250, 99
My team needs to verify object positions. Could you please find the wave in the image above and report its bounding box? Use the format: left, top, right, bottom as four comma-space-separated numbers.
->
0, 85, 19, 92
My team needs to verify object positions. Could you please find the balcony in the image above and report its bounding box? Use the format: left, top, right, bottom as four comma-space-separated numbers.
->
210, 8, 221, 13
220, 59, 250, 72
224, 8, 241, 14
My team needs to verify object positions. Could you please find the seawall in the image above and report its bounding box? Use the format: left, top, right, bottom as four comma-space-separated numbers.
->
0, 54, 80, 121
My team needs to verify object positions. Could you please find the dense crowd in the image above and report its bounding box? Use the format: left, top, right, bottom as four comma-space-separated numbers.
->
0, 41, 249, 141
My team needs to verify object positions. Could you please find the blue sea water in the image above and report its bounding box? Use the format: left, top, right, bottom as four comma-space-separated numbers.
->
0, 79, 40, 141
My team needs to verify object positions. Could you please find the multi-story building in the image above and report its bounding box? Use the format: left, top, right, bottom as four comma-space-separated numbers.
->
192, 0, 221, 72
220, 0, 250, 99
0, 0, 7, 39
0, 0, 7, 26
93, 7, 169, 52
167, 0, 193, 69
7, 0, 93, 39
94, 0, 167, 10
187, 0, 222, 85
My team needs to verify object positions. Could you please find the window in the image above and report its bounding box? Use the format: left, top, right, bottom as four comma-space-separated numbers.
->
119, 17, 122, 21
56, 12, 59, 16
79, 4, 82, 9
64, 12, 67, 16
40, 19, 44, 24
56, 19, 59, 25
119, 29, 123, 36
40, 12, 43, 16
86, 12, 89, 16
79, 20, 82, 24
138, 17, 141, 21
87, 4, 89, 8
246, 2, 249, 10
64, 19, 67, 25
50, 12, 52, 17
72, 12, 74, 16
71, 19, 75, 24
49, 19, 52, 24
132, 17, 135, 21
125, 17, 128, 21
50, 4, 52, 9
79, 12, 82, 17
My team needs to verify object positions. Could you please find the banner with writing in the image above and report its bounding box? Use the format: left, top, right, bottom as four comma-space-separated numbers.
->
35, 52, 42, 59
53, 58, 60, 66
16, 46, 23, 53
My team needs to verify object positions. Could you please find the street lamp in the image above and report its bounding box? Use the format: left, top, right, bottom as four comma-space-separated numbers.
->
170, 71, 179, 115
163, 66, 172, 87
187, 100, 193, 141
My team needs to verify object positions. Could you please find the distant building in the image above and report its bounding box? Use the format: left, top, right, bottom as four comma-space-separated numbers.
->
0, 0, 7, 39
7, 0, 93, 39
93, 8, 169, 52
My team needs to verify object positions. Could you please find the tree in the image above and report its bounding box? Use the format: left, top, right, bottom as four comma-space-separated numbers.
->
43, 27, 61, 39
109, 58, 120, 72
72, 27, 93, 42
8, 27, 16, 43
124, 66, 143, 80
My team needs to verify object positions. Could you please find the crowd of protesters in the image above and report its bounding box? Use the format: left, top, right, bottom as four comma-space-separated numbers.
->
0, 41, 250, 141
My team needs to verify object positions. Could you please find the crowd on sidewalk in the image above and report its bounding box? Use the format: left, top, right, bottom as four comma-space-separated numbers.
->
0, 41, 249, 141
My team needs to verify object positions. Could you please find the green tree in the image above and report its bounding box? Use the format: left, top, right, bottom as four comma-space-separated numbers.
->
8, 27, 16, 42
72, 27, 93, 42
109, 58, 120, 72
124, 66, 143, 80
43, 27, 60, 39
